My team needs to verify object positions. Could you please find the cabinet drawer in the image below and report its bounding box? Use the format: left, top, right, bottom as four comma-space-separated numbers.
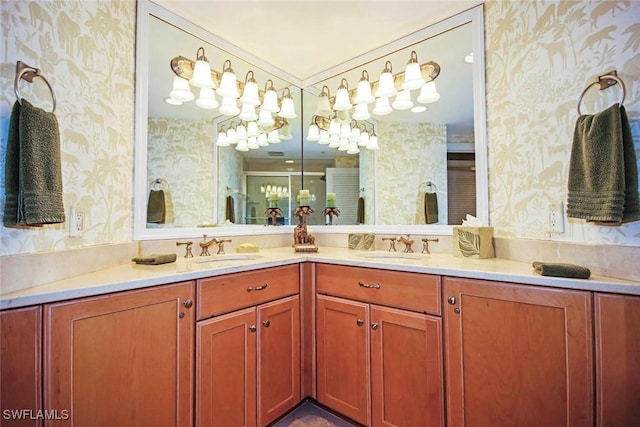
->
197, 265, 299, 319
316, 264, 441, 315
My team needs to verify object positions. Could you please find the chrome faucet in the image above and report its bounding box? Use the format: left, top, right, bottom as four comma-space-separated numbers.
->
199, 235, 232, 256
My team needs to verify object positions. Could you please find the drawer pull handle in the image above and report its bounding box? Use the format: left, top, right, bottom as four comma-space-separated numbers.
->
247, 284, 268, 292
262, 320, 271, 328
356, 319, 365, 326
249, 325, 257, 332
182, 299, 193, 309
358, 281, 381, 289
448, 296, 456, 305
371, 322, 379, 330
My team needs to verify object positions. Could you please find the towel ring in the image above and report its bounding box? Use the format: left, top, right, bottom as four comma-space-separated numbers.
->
14, 61, 57, 113
577, 71, 625, 115
151, 178, 167, 190
421, 181, 437, 193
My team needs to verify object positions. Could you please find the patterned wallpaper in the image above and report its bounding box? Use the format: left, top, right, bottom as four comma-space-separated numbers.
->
216, 144, 244, 224
1, 0, 639, 257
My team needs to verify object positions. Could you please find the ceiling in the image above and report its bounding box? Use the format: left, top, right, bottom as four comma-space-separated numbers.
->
152, 0, 482, 82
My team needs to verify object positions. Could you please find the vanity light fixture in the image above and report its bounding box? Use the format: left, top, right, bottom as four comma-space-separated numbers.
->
196, 87, 219, 109
354, 71, 375, 105
216, 126, 229, 146
278, 87, 297, 119
464, 52, 474, 63
392, 89, 414, 110
218, 116, 288, 152
190, 47, 215, 88
169, 75, 195, 101
239, 71, 260, 106
402, 51, 426, 90
417, 80, 440, 103
261, 80, 280, 113
333, 78, 353, 111
375, 61, 397, 98
315, 86, 333, 117
217, 60, 239, 98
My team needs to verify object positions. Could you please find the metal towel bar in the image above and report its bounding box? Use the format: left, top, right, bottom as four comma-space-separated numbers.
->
577, 70, 625, 115
14, 60, 56, 113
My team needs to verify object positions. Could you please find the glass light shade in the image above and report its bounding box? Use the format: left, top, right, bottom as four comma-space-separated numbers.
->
196, 87, 219, 109
261, 89, 280, 113
216, 130, 229, 146
318, 129, 330, 145
257, 109, 275, 127
411, 105, 427, 113
164, 97, 183, 105
392, 89, 413, 110
329, 134, 340, 148
246, 121, 259, 137
267, 129, 281, 143
239, 103, 258, 121
372, 96, 392, 115
247, 136, 259, 149
402, 62, 425, 90
307, 123, 320, 141
354, 79, 375, 105
226, 127, 237, 144
235, 124, 247, 140
170, 76, 195, 101
351, 103, 371, 120
417, 81, 441, 103
235, 139, 249, 151
333, 87, 352, 111
279, 123, 292, 140
347, 141, 360, 155
375, 71, 397, 97
329, 119, 340, 136
219, 96, 240, 116
190, 60, 215, 88
257, 133, 268, 146
367, 135, 379, 150
315, 94, 333, 117
278, 97, 297, 118
359, 131, 370, 147
340, 123, 351, 139
217, 71, 239, 98
350, 127, 361, 143
338, 138, 350, 151
239, 80, 260, 106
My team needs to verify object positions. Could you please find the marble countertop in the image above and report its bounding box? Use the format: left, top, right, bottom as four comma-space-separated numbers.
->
2, 247, 639, 310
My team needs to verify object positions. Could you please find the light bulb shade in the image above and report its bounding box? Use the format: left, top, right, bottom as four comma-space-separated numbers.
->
247, 136, 259, 149
318, 129, 330, 145
219, 96, 240, 116
190, 60, 215, 88
350, 127, 361, 143
417, 81, 441, 103
354, 72, 375, 104
235, 124, 247, 140
351, 103, 371, 120
347, 141, 360, 154
329, 119, 340, 136
217, 71, 239, 98
261, 89, 280, 113
246, 121, 259, 137
333, 87, 352, 111
307, 123, 320, 141
329, 134, 340, 148
196, 87, 219, 109
278, 97, 297, 118
170, 76, 195, 101
338, 138, 349, 151
239, 103, 258, 121
279, 123, 292, 140
392, 89, 413, 110
235, 139, 249, 151
267, 129, 281, 143
239, 79, 260, 106
315, 94, 333, 117
359, 131, 370, 147
257, 109, 275, 127
367, 135, 379, 150
257, 133, 269, 146
402, 62, 425, 90
340, 123, 351, 139
164, 97, 183, 105
226, 127, 237, 144
216, 130, 229, 146
375, 71, 397, 97
372, 96, 393, 115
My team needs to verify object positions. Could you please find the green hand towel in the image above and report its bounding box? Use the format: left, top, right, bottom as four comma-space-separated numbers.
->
146, 189, 166, 223
356, 197, 365, 224
131, 253, 177, 265
424, 192, 439, 224
3, 100, 65, 226
225, 195, 235, 223
532, 261, 591, 279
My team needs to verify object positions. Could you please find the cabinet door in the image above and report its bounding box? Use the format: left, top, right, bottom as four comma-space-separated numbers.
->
197, 307, 257, 427
370, 305, 444, 427
44, 282, 194, 427
257, 295, 300, 426
316, 295, 370, 426
594, 293, 640, 427
444, 278, 592, 427
1, 306, 42, 427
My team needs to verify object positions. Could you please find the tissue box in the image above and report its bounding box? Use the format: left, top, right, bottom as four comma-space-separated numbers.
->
453, 226, 495, 259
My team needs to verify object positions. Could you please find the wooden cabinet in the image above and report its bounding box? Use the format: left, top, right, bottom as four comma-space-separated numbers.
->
1, 306, 42, 427
43, 282, 194, 427
196, 266, 300, 427
594, 293, 640, 427
444, 277, 593, 427
316, 265, 444, 427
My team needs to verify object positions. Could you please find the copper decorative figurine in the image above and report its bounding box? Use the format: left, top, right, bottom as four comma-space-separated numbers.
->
265, 207, 283, 226
322, 207, 340, 225
292, 197, 318, 252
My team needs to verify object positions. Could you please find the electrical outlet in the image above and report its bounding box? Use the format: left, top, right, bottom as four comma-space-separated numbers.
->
549, 202, 564, 234
69, 207, 84, 237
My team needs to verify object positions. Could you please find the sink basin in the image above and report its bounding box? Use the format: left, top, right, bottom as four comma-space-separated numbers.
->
193, 254, 264, 264
355, 253, 425, 261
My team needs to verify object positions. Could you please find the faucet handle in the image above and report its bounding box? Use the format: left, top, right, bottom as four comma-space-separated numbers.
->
176, 241, 194, 258
217, 239, 232, 255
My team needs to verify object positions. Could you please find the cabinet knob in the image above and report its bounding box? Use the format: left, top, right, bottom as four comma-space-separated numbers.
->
183, 299, 193, 309
178, 312, 185, 319
371, 322, 379, 330
448, 296, 456, 305
247, 284, 268, 292
262, 320, 271, 328
356, 319, 365, 326
248, 325, 257, 332
358, 281, 381, 289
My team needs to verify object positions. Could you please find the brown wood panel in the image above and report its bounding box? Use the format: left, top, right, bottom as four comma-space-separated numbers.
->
316, 264, 441, 315
44, 282, 194, 427
257, 295, 301, 426
198, 264, 299, 319
370, 305, 444, 427
444, 277, 592, 427
1, 306, 42, 427
316, 295, 370, 426
595, 293, 640, 427
197, 307, 257, 427
300, 262, 316, 399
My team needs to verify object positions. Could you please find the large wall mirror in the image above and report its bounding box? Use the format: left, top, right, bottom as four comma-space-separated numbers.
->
134, 1, 487, 240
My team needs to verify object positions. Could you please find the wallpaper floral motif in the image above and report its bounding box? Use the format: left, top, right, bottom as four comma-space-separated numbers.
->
1, 0, 135, 255
485, 0, 640, 245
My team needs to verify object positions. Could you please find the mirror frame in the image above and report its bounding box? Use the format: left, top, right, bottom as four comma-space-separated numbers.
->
134, 1, 487, 240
